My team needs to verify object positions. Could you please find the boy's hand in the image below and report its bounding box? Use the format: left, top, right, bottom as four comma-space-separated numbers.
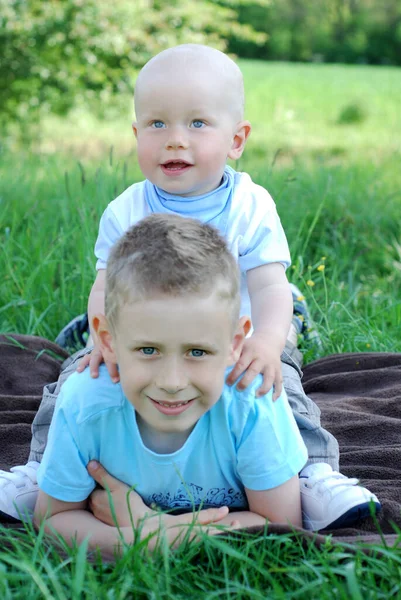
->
226, 333, 283, 400
76, 346, 119, 382
87, 461, 233, 539
88, 460, 149, 527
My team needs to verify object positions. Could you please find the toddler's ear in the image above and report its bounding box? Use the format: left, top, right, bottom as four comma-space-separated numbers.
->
132, 122, 138, 138
228, 316, 252, 365
227, 121, 251, 161
92, 315, 117, 362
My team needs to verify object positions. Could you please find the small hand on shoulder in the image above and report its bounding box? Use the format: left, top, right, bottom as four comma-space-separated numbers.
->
226, 332, 283, 400
76, 345, 120, 383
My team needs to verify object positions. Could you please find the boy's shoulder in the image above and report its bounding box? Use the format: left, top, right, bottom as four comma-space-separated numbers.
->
216, 369, 276, 430
57, 365, 125, 425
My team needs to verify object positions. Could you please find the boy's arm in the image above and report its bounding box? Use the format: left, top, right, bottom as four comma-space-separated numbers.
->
209, 476, 302, 529
245, 476, 302, 526
227, 262, 292, 398
34, 486, 232, 558
194, 476, 302, 529
34, 490, 134, 561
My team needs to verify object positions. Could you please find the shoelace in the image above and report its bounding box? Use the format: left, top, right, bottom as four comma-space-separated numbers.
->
301, 471, 359, 494
0, 465, 38, 487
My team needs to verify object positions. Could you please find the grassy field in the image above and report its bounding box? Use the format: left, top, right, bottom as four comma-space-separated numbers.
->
1, 60, 401, 596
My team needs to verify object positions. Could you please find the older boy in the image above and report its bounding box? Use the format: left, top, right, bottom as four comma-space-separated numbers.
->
1, 44, 380, 530
34, 214, 308, 557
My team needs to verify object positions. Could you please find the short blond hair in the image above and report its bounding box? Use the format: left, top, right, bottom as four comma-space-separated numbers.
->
105, 214, 240, 330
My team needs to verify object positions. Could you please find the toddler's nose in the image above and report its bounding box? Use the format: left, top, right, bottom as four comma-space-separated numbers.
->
165, 127, 189, 150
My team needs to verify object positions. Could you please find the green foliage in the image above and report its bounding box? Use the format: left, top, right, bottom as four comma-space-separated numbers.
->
336, 102, 367, 125
229, 0, 401, 65
0, 0, 266, 125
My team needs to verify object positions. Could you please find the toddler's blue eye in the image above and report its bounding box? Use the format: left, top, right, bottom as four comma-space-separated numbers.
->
141, 347, 157, 355
192, 120, 205, 129
189, 349, 206, 357
152, 121, 165, 129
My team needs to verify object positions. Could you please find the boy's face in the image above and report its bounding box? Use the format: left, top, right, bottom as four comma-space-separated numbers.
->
133, 72, 250, 197
97, 291, 248, 441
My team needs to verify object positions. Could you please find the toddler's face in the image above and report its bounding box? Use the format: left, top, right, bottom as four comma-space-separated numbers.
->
107, 290, 244, 446
133, 74, 244, 197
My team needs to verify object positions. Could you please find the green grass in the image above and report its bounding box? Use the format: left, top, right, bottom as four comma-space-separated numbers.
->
1, 59, 401, 595
1, 523, 401, 598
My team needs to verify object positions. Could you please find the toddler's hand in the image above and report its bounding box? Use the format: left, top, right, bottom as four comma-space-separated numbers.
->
76, 345, 119, 382
226, 333, 283, 400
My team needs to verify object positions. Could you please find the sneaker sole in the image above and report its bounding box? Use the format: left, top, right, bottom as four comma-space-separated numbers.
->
325, 500, 381, 530
304, 500, 381, 531
0, 509, 21, 523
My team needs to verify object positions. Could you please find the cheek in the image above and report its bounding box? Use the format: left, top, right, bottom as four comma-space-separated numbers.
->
137, 137, 158, 170
118, 359, 151, 392
198, 362, 226, 396
197, 137, 230, 165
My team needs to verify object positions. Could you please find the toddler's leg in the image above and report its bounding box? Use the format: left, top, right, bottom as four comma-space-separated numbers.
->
0, 348, 90, 522
281, 348, 380, 531
29, 348, 91, 462
281, 349, 339, 469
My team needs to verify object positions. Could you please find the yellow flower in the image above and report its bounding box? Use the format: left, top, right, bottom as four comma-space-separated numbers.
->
317, 264, 325, 272
366, 343, 371, 348
296, 294, 305, 301
321, 256, 327, 261
306, 279, 315, 287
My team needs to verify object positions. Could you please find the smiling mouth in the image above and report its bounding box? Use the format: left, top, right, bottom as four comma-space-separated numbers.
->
148, 396, 196, 415
151, 398, 193, 408
161, 160, 192, 172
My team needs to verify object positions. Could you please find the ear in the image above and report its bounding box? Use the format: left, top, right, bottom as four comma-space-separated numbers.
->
227, 120, 251, 161
92, 314, 117, 364
227, 315, 252, 365
132, 122, 138, 138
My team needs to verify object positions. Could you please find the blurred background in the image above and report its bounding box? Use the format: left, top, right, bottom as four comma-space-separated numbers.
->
1, 0, 400, 157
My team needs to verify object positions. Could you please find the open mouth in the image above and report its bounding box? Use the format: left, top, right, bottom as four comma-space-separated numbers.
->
160, 160, 192, 175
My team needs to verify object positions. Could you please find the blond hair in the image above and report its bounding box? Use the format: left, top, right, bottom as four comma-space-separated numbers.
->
105, 214, 240, 330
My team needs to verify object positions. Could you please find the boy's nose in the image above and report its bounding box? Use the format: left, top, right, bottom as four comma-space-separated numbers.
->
156, 358, 188, 394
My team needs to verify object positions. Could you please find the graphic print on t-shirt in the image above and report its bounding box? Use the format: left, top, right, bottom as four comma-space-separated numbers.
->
146, 482, 246, 510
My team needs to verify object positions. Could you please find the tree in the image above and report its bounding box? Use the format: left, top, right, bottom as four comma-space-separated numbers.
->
0, 0, 267, 125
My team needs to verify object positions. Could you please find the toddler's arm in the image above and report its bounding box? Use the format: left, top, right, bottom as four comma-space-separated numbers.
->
227, 262, 292, 398
76, 270, 119, 382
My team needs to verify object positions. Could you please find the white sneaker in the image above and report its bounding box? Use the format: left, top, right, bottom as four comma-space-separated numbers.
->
300, 463, 381, 531
0, 461, 40, 522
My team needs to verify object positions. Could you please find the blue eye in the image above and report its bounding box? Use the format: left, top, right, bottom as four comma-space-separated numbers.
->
140, 347, 157, 355
189, 349, 206, 358
152, 121, 165, 129
192, 120, 205, 129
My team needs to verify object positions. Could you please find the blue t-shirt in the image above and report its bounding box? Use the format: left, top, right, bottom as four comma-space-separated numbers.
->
38, 366, 308, 510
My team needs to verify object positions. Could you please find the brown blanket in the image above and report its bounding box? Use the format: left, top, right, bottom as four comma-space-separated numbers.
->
1, 334, 400, 546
